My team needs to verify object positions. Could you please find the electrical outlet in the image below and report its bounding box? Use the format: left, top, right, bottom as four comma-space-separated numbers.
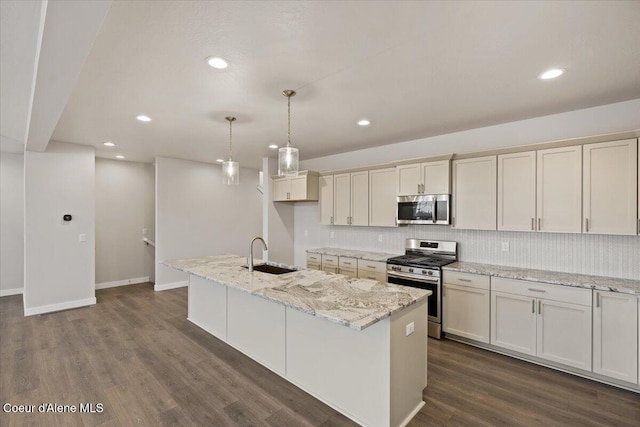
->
330, 231, 335, 239
501, 241, 510, 252
405, 322, 415, 336
378, 234, 383, 243
79, 234, 87, 242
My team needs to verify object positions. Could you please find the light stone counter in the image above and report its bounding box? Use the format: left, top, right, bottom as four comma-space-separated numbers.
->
443, 261, 640, 295
306, 247, 401, 262
164, 254, 430, 330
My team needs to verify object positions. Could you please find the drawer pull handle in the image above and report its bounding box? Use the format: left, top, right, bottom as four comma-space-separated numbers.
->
343, 262, 351, 265
367, 265, 376, 269
458, 278, 472, 282
528, 288, 546, 293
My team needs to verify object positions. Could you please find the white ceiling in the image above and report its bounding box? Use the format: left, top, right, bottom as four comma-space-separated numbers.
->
50, 1, 640, 169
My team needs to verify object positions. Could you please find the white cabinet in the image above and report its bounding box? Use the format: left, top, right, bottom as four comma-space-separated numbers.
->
583, 139, 638, 235
497, 151, 537, 231
369, 168, 397, 227
593, 290, 638, 384
306, 253, 322, 270
319, 175, 334, 225
442, 271, 490, 343
452, 156, 497, 230
397, 160, 450, 196
333, 172, 369, 226
357, 260, 387, 283
490, 277, 592, 371
536, 146, 582, 233
272, 171, 319, 202
338, 257, 358, 278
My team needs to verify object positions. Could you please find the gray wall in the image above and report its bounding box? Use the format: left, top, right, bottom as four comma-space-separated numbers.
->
95, 158, 155, 286
0, 152, 24, 295
155, 157, 262, 290
24, 142, 96, 314
295, 100, 640, 280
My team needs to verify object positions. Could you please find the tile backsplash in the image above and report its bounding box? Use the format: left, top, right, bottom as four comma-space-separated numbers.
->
294, 203, 639, 280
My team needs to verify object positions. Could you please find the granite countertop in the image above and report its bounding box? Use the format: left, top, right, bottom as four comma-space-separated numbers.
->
306, 247, 400, 263
444, 262, 640, 295
163, 254, 430, 330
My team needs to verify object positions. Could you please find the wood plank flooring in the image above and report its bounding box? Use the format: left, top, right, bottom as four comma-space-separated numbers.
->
1, 284, 638, 426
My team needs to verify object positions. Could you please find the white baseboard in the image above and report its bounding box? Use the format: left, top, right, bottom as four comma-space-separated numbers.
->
154, 280, 188, 292
0, 287, 23, 297
95, 276, 149, 290
24, 297, 97, 316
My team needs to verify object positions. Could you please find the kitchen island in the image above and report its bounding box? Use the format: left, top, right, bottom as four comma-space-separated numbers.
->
164, 254, 431, 427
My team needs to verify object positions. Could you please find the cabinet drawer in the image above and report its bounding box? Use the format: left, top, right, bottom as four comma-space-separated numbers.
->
339, 257, 358, 269
322, 266, 338, 274
357, 260, 387, 273
443, 271, 490, 290
322, 255, 338, 266
306, 262, 321, 271
339, 266, 357, 278
358, 271, 387, 283
306, 253, 322, 263
491, 277, 592, 306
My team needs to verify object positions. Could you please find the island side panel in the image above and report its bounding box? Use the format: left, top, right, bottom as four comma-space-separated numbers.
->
285, 307, 391, 427
188, 275, 227, 340
390, 299, 427, 427
227, 287, 286, 375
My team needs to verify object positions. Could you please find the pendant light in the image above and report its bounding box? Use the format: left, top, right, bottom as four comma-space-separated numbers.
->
222, 116, 239, 185
278, 89, 299, 176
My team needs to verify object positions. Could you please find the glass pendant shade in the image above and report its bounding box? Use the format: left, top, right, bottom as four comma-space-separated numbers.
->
222, 160, 239, 185
278, 146, 299, 176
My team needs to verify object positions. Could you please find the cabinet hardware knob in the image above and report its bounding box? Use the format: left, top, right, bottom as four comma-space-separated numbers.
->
532, 300, 535, 313
531, 218, 535, 231
585, 218, 589, 232
538, 218, 541, 231
538, 300, 542, 315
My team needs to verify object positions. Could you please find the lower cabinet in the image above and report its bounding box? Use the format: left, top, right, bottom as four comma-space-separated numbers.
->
593, 290, 639, 384
490, 278, 592, 371
338, 257, 358, 278
306, 252, 322, 270
357, 260, 387, 283
442, 272, 490, 343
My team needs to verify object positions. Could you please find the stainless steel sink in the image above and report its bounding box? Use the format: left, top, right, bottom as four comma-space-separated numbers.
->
243, 264, 297, 275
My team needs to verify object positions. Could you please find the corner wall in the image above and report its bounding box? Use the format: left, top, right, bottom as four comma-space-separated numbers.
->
24, 142, 96, 314
155, 157, 262, 291
0, 152, 24, 296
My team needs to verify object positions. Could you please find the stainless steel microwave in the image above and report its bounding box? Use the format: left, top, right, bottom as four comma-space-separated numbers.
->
397, 194, 451, 225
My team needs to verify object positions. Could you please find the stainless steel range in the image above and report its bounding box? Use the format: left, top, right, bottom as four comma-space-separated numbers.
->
386, 239, 457, 339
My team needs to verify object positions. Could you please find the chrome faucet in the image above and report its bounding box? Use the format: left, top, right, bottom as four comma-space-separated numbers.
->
248, 237, 268, 272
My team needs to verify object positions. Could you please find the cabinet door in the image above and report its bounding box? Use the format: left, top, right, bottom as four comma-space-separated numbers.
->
498, 151, 536, 231
322, 266, 338, 274
350, 171, 369, 226
537, 146, 582, 233
369, 168, 397, 227
583, 139, 638, 235
443, 283, 490, 343
289, 176, 308, 201
273, 178, 290, 201
358, 270, 387, 283
319, 175, 334, 225
396, 164, 422, 195
333, 173, 351, 225
491, 291, 536, 356
452, 156, 497, 230
593, 291, 638, 383
422, 160, 451, 194
537, 299, 592, 371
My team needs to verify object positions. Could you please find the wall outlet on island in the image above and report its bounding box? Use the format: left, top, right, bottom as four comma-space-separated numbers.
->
405, 322, 415, 336
501, 241, 510, 252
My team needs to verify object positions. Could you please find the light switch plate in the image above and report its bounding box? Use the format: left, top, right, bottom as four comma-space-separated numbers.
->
79, 234, 87, 242
405, 321, 415, 336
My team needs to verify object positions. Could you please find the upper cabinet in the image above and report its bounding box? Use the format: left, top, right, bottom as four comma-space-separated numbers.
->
333, 171, 369, 226
583, 139, 638, 235
497, 151, 537, 232
452, 156, 497, 230
272, 171, 319, 202
319, 175, 334, 225
369, 168, 397, 227
397, 160, 451, 195
537, 146, 582, 233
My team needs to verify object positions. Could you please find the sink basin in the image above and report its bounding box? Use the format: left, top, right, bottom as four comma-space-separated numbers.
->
243, 264, 297, 275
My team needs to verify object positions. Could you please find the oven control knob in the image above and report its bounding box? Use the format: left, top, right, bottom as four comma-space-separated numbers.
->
427, 270, 433, 276
422, 270, 427, 274
408, 268, 414, 273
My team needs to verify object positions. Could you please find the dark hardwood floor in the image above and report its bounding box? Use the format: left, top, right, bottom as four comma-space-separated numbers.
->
1, 284, 638, 426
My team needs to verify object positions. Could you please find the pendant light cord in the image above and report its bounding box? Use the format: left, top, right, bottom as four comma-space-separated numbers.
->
228, 118, 233, 160
287, 94, 291, 148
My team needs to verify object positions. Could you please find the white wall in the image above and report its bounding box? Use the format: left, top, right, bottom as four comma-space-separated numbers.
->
155, 157, 262, 290
295, 100, 640, 280
0, 152, 24, 296
24, 141, 96, 314
95, 158, 155, 287
143, 162, 155, 282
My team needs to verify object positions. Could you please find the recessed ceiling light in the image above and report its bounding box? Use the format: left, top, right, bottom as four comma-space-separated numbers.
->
538, 68, 565, 80
116, 155, 125, 159
136, 115, 152, 122
357, 119, 371, 126
216, 158, 224, 163
268, 144, 278, 149
103, 142, 115, 147
206, 57, 228, 69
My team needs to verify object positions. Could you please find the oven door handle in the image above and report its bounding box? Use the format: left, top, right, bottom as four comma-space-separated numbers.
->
387, 271, 440, 284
